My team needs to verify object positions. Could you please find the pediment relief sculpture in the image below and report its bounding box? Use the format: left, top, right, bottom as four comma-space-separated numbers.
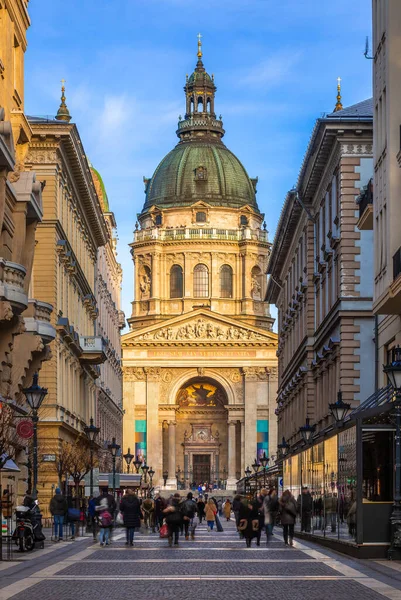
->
137, 318, 268, 343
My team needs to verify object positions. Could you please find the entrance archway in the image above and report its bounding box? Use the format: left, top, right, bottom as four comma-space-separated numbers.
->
175, 377, 228, 487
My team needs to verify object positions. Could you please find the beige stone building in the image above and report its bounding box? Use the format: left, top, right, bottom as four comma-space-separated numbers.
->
370, 1, 401, 379
91, 166, 124, 451
0, 0, 55, 499
122, 42, 278, 489
266, 94, 375, 446
25, 95, 110, 499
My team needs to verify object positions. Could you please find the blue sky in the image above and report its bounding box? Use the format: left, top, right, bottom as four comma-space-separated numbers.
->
25, 0, 372, 327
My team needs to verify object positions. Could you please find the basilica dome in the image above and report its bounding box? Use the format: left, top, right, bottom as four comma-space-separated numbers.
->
143, 142, 258, 212
141, 40, 259, 214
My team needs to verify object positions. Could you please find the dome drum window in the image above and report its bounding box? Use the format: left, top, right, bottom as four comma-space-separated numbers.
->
196, 211, 207, 223
154, 214, 162, 226
193, 264, 209, 298
195, 166, 207, 181
240, 215, 249, 226
170, 265, 183, 298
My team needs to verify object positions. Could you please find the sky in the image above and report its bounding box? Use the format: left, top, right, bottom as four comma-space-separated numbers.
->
25, 0, 372, 328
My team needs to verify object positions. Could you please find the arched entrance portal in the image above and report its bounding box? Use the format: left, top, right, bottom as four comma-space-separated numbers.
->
175, 378, 228, 487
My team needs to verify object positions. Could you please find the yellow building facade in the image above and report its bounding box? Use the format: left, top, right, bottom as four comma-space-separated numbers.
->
0, 0, 56, 501
122, 43, 278, 490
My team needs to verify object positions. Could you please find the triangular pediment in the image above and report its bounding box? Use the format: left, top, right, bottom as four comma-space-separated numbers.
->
190, 200, 212, 209
122, 309, 277, 347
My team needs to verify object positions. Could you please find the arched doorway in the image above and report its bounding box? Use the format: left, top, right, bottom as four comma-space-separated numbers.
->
175, 378, 228, 487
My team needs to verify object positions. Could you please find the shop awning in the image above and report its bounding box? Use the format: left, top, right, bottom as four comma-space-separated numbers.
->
0, 454, 20, 472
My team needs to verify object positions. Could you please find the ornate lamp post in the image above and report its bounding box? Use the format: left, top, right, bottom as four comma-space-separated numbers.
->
84, 417, 100, 497
252, 458, 260, 491
123, 448, 134, 474
245, 465, 251, 494
260, 452, 269, 489
383, 346, 401, 560
278, 436, 290, 458
133, 455, 142, 473
148, 467, 155, 488
141, 461, 150, 485
163, 470, 168, 487
23, 373, 48, 498
299, 417, 316, 444
329, 390, 351, 424
107, 437, 120, 498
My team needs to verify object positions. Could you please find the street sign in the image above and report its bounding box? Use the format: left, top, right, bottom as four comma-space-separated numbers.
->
42, 454, 56, 462
279, 477, 283, 488
108, 473, 120, 490
84, 468, 100, 497
17, 420, 33, 439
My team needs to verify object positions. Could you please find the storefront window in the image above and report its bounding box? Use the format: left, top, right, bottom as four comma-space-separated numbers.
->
338, 427, 357, 541
362, 430, 393, 501
311, 442, 324, 535
323, 437, 338, 539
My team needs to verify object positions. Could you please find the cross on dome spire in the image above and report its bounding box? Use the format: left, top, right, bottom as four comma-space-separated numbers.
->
55, 78, 72, 122
334, 76, 343, 112
197, 33, 202, 59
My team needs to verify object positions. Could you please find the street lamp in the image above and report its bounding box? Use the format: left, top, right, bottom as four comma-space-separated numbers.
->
299, 417, 316, 444
123, 448, 134, 473
84, 417, 100, 497
107, 437, 120, 498
141, 461, 150, 485
260, 452, 269, 488
148, 467, 155, 487
23, 373, 48, 497
329, 390, 351, 423
383, 346, 401, 560
133, 455, 142, 473
278, 436, 290, 458
163, 470, 168, 487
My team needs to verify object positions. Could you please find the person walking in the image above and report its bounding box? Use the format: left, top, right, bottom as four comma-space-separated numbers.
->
238, 498, 261, 548
205, 498, 217, 531
154, 493, 165, 531
97, 497, 113, 547
217, 498, 223, 517
88, 494, 98, 540
263, 487, 279, 542
49, 488, 68, 542
223, 498, 232, 521
197, 497, 205, 523
120, 489, 142, 546
297, 486, 313, 533
66, 494, 80, 540
232, 494, 242, 529
280, 489, 297, 546
180, 492, 198, 540
142, 495, 155, 532
163, 493, 182, 547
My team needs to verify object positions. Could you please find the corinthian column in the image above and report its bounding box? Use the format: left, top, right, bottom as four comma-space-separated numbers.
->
167, 421, 177, 488
227, 420, 237, 490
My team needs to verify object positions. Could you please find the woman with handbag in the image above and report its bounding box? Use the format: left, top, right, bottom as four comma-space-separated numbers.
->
120, 489, 142, 546
238, 498, 262, 548
205, 498, 217, 531
279, 489, 297, 546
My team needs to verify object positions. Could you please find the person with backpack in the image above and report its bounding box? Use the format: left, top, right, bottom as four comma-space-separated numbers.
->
180, 492, 198, 540
197, 497, 205, 523
163, 492, 182, 546
120, 489, 142, 546
49, 488, 68, 542
97, 497, 113, 546
279, 489, 297, 546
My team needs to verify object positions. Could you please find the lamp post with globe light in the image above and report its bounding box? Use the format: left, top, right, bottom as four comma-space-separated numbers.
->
84, 417, 100, 497
22, 373, 48, 498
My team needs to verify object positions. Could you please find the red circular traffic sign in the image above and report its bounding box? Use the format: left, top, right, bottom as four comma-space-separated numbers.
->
17, 420, 34, 439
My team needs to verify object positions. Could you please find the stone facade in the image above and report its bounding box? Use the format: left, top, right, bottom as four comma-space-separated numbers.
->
25, 114, 109, 504
123, 42, 278, 489
369, 1, 401, 379
0, 0, 56, 501
267, 100, 375, 447
91, 167, 124, 449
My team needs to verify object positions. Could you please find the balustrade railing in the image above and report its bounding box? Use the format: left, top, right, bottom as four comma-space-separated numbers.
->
134, 227, 268, 243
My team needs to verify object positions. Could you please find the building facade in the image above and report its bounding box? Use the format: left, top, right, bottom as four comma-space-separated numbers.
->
26, 97, 109, 501
122, 42, 278, 489
0, 0, 55, 501
91, 166, 124, 452
266, 96, 374, 447
370, 0, 401, 381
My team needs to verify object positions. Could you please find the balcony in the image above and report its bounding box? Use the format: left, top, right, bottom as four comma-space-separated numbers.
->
79, 336, 107, 365
133, 226, 268, 244
24, 299, 56, 344
356, 178, 373, 230
0, 260, 28, 314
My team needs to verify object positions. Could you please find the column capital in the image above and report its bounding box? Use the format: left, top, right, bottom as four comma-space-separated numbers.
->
168, 420, 177, 427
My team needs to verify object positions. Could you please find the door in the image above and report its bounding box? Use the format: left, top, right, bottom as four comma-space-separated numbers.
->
193, 454, 211, 485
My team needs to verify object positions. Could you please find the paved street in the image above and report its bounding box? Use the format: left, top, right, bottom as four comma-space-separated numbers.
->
2, 521, 401, 599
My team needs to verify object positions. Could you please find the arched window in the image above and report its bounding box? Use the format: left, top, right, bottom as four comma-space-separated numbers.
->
193, 264, 209, 298
170, 265, 183, 298
220, 264, 233, 298
155, 214, 162, 226
197, 97, 203, 112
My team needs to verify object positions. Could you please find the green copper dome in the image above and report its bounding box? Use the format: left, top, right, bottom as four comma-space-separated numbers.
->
143, 142, 258, 213
142, 48, 259, 214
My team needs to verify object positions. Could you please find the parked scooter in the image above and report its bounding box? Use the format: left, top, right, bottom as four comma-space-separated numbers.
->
12, 499, 44, 552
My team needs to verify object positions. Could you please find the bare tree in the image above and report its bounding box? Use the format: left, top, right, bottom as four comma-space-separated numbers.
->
0, 404, 22, 468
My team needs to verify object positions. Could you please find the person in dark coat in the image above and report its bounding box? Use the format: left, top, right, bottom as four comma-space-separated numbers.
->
120, 489, 142, 546
163, 493, 183, 546
239, 498, 261, 548
154, 493, 165, 530
197, 498, 205, 523
49, 488, 68, 541
297, 486, 313, 533
232, 494, 242, 529
280, 490, 297, 546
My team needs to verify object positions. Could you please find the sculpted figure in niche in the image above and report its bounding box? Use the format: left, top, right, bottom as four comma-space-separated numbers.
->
251, 266, 262, 300
139, 265, 151, 299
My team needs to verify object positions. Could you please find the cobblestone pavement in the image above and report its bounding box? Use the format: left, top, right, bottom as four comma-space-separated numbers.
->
2, 520, 401, 599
